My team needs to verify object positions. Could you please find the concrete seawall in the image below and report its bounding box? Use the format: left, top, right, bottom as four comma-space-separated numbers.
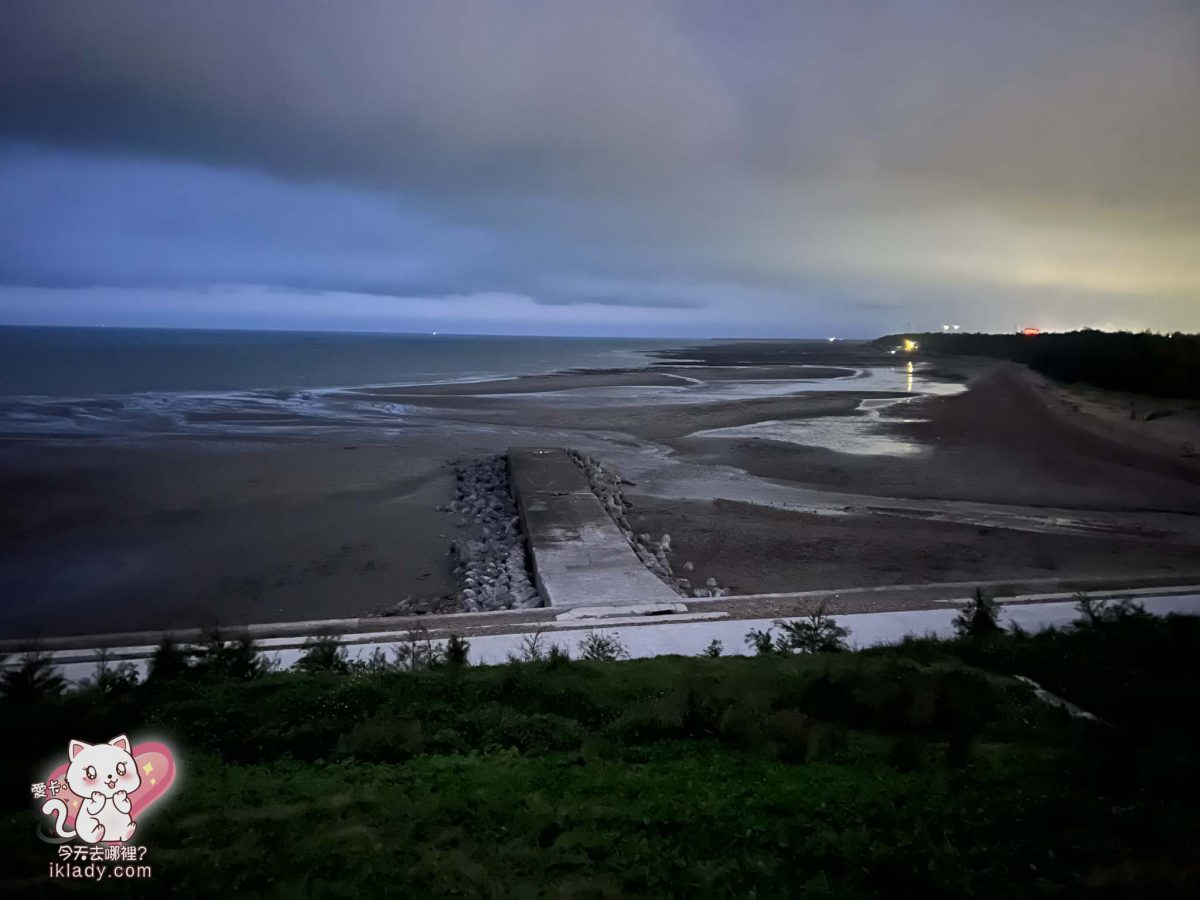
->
508, 448, 681, 608
8, 590, 1199, 685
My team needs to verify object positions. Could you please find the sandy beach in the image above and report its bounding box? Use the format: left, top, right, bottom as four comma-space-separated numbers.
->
3, 339, 1199, 639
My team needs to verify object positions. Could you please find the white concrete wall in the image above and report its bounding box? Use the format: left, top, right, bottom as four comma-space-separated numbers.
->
33, 592, 1200, 683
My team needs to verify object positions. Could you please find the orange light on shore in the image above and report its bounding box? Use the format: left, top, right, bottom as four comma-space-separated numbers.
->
1021, 327, 1041, 336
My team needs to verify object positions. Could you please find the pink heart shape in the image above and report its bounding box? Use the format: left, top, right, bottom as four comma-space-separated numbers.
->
40, 740, 177, 841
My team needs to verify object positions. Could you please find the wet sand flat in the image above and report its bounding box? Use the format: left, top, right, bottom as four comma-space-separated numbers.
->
623, 497, 1200, 597
0, 440, 462, 637
352, 370, 690, 396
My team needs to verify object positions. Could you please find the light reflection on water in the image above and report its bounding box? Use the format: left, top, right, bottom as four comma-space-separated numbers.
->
693, 406, 926, 457
691, 361, 962, 457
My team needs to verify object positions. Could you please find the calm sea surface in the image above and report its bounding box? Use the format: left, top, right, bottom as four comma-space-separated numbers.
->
0, 327, 686, 397
0, 327, 692, 437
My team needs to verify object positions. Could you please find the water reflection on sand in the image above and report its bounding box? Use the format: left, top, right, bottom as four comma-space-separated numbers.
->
690, 362, 964, 457
0, 360, 961, 447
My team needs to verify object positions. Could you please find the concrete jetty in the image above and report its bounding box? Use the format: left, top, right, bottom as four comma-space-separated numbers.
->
508, 448, 681, 607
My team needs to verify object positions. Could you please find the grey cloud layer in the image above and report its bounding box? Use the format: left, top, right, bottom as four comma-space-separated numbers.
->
1, 0, 1198, 331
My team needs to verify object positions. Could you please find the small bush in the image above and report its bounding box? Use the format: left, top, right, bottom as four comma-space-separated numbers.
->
774, 606, 851, 654
953, 588, 1003, 640
717, 698, 769, 750
577, 631, 629, 662
392, 626, 446, 671
805, 721, 849, 761
765, 709, 812, 763
546, 643, 572, 667
81, 650, 141, 694
350, 647, 395, 674
579, 735, 621, 764
700, 639, 724, 658
295, 635, 350, 674
147, 636, 191, 681
191, 630, 272, 680
0, 651, 67, 701
458, 706, 586, 754
938, 669, 999, 766
745, 627, 779, 656
800, 670, 859, 723
444, 634, 471, 668
1073, 592, 1149, 627
680, 688, 719, 738
509, 631, 549, 663
426, 725, 468, 755
745, 606, 851, 655
609, 698, 687, 745
346, 715, 425, 762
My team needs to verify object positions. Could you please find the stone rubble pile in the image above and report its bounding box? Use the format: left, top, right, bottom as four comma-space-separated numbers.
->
566, 450, 729, 598
444, 455, 543, 612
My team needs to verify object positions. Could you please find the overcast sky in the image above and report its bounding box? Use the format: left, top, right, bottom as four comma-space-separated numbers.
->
1, 1, 1197, 336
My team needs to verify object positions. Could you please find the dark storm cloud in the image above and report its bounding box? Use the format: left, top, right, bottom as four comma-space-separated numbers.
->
1, 1, 1198, 332
0, 148, 709, 312
0, 1, 734, 193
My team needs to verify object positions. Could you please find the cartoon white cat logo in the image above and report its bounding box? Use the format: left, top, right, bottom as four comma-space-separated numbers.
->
43, 735, 141, 844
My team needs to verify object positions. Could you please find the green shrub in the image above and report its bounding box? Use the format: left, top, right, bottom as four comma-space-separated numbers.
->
444, 634, 471, 668
457, 706, 586, 754
774, 606, 851, 654
345, 715, 425, 762
147, 635, 191, 681
716, 700, 768, 750
1073, 592, 1149, 627
191, 630, 272, 680
745, 606, 851, 656
508, 631, 551, 663
577, 631, 629, 662
805, 720, 849, 761
0, 651, 67, 702
578, 734, 621, 764
295, 635, 350, 674
953, 588, 1003, 640
765, 709, 812, 763
426, 725, 469, 755
745, 627, 779, 656
80, 649, 141, 694
609, 698, 688, 745
391, 627, 445, 671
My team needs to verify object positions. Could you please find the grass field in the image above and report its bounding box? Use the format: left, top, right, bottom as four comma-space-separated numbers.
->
3, 606, 1199, 897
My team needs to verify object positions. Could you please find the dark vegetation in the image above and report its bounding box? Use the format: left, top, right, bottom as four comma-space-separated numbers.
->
877, 329, 1200, 399
3, 604, 1200, 897
745, 604, 852, 655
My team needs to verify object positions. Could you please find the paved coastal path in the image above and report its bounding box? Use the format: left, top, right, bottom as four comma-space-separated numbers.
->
507, 448, 681, 608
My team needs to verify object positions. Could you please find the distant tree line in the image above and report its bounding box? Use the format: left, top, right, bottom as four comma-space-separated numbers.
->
876, 329, 1200, 399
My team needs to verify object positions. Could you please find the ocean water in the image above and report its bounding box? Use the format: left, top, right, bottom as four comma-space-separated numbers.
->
0, 327, 686, 437
0, 327, 683, 396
